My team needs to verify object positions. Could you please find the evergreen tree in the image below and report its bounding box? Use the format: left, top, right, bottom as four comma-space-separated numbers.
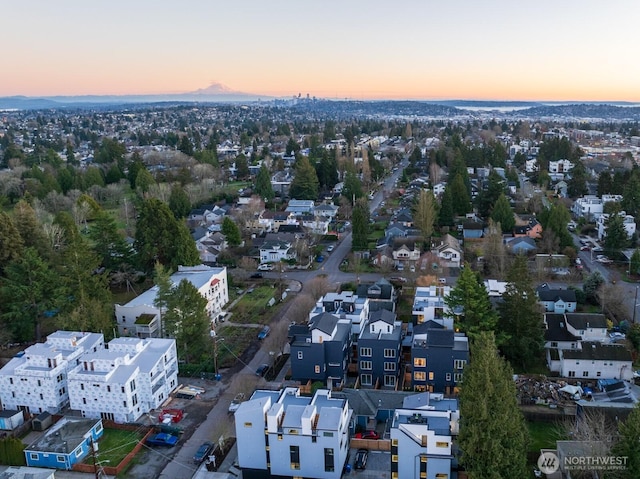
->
612, 402, 640, 479
1, 248, 64, 341
446, 266, 499, 342
235, 154, 250, 180
413, 189, 437, 240
222, 217, 242, 247
498, 255, 544, 370
597, 171, 613, 196
490, 193, 515, 233
178, 135, 194, 156
127, 152, 145, 189
351, 199, 370, 251
438, 187, 455, 227
342, 170, 363, 204
12, 200, 50, 258
134, 198, 200, 271
450, 174, 471, 216
88, 210, 133, 271
583, 271, 605, 304
459, 332, 529, 478
630, 249, 640, 276
622, 171, 640, 217
0, 211, 24, 273
168, 185, 191, 219
162, 279, 211, 364
567, 160, 589, 198
477, 171, 505, 217
135, 168, 156, 195
255, 165, 274, 201
289, 156, 319, 200
604, 211, 629, 252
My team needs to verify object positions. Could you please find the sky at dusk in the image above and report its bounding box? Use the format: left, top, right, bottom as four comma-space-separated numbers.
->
2, 0, 640, 101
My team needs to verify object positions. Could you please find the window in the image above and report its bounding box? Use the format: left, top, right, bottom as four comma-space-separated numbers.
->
384, 362, 396, 371
454, 373, 463, 382
323, 431, 334, 437
446, 373, 452, 381
428, 372, 434, 380
81, 384, 84, 391
324, 448, 334, 472
392, 454, 399, 462
9, 378, 12, 385
414, 371, 426, 381
583, 371, 589, 377
551, 342, 558, 348
392, 474, 399, 479
244, 422, 252, 427
297, 351, 303, 360
57, 456, 65, 463
568, 371, 576, 377
130, 379, 136, 391
290, 445, 300, 470
384, 349, 396, 358
414, 358, 426, 367
597, 371, 601, 377
361, 361, 372, 370
360, 347, 372, 357
361, 374, 372, 386
454, 359, 466, 370
384, 375, 396, 387
392, 439, 398, 446
30, 453, 38, 460
436, 441, 449, 448
435, 474, 449, 478
314, 365, 321, 374
82, 398, 86, 405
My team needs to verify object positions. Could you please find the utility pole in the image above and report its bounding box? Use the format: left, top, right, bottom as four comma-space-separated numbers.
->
633, 286, 638, 324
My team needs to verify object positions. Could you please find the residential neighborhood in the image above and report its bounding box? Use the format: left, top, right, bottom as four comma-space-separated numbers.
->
0, 101, 639, 479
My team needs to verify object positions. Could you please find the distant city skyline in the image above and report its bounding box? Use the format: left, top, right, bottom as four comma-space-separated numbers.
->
2, 0, 639, 102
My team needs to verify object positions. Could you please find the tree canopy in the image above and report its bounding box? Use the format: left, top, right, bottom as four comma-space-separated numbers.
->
289, 156, 319, 200
459, 332, 529, 478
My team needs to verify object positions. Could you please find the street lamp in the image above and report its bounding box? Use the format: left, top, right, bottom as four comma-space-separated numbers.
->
210, 331, 224, 379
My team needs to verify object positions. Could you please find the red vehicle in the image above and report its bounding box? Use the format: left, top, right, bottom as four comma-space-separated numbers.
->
159, 408, 184, 423
354, 430, 379, 440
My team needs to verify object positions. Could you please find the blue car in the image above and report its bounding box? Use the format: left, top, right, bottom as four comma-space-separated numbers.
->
316, 255, 324, 263
258, 326, 270, 339
193, 442, 213, 464
146, 433, 179, 447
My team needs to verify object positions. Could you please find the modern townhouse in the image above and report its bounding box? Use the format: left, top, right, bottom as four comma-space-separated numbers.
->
289, 314, 352, 387
411, 324, 469, 394
412, 286, 453, 329
0, 331, 104, 415
357, 310, 402, 390
309, 292, 370, 341
67, 337, 178, 423
355, 278, 396, 313
115, 265, 228, 338
390, 393, 459, 479
235, 387, 352, 479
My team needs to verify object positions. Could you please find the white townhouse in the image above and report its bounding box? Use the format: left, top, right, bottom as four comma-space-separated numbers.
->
115, 265, 228, 337
412, 286, 454, 329
67, 337, 178, 423
0, 331, 104, 415
390, 393, 460, 479
235, 387, 352, 479
572, 195, 623, 220
259, 239, 296, 264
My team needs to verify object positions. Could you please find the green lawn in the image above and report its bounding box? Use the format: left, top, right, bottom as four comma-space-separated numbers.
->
231, 285, 283, 324
214, 325, 260, 368
89, 428, 144, 466
527, 420, 563, 452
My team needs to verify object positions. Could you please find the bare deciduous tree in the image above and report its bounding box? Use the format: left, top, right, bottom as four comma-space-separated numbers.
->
305, 276, 332, 300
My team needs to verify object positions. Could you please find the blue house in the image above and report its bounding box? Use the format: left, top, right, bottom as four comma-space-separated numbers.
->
506, 236, 537, 254
24, 418, 103, 470
411, 324, 469, 394
289, 313, 352, 387
357, 310, 402, 390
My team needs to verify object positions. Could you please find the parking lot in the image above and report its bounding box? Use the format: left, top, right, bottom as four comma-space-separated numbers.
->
346, 449, 391, 478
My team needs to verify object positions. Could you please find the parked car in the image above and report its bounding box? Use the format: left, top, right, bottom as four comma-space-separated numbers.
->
250, 272, 264, 279
146, 433, 179, 447
193, 442, 213, 464
609, 332, 626, 341
256, 363, 269, 377
354, 430, 379, 440
580, 245, 590, 251
389, 276, 407, 283
327, 245, 335, 252
228, 393, 245, 414
354, 449, 369, 470
316, 255, 325, 263
257, 326, 271, 339
257, 264, 274, 271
